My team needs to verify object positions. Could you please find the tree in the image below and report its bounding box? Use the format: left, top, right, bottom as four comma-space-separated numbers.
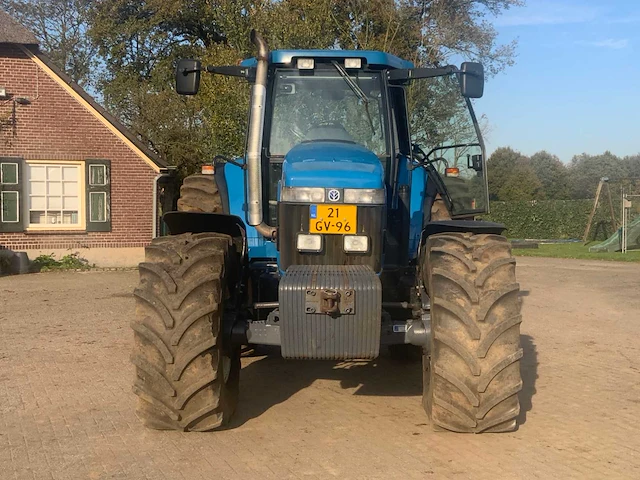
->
622, 154, 640, 179
568, 151, 626, 199
529, 150, 569, 200
87, 0, 524, 173
487, 147, 528, 200
400, 0, 523, 75
497, 158, 543, 201
0, 0, 98, 87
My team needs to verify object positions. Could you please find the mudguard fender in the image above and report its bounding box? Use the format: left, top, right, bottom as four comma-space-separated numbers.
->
163, 211, 247, 257
419, 220, 506, 254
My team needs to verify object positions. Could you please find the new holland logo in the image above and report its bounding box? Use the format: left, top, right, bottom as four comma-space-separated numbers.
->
327, 189, 341, 202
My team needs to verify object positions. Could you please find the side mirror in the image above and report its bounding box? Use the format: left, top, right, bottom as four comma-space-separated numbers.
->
176, 59, 201, 95
468, 154, 483, 171
460, 62, 484, 98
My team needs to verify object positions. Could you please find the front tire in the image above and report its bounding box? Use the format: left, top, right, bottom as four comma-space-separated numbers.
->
422, 233, 523, 433
131, 233, 240, 431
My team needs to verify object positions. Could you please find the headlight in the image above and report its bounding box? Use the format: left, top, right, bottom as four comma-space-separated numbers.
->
343, 188, 385, 204
343, 235, 369, 253
297, 234, 323, 252
281, 187, 325, 203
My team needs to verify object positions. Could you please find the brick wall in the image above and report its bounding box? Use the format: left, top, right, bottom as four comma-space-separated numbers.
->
0, 44, 158, 251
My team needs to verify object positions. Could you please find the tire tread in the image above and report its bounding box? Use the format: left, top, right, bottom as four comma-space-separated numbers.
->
176, 174, 223, 213
423, 233, 523, 433
131, 232, 239, 431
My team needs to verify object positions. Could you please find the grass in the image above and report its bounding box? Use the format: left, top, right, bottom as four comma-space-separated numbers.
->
512, 242, 640, 262
31, 252, 93, 271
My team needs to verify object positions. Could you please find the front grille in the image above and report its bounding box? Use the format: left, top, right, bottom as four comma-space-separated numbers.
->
278, 203, 384, 272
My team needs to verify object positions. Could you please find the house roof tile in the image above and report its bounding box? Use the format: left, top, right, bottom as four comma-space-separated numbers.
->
0, 10, 38, 45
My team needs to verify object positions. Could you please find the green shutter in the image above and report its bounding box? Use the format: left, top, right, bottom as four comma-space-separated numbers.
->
85, 159, 111, 232
0, 158, 25, 232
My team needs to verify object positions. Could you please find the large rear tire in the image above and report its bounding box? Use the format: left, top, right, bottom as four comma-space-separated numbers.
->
177, 174, 223, 213
422, 233, 523, 433
131, 233, 240, 431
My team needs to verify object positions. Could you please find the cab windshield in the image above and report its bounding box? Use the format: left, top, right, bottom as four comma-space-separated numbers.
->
269, 69, 388, 156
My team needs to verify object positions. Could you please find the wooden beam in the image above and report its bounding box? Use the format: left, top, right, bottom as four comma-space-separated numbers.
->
583, 180, 604, 243
605, 183, 617, 232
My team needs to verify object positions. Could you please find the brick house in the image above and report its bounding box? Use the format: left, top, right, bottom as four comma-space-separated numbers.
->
0, 11, 172, 268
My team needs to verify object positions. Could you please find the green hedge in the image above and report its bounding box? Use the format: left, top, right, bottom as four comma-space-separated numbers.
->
483, 200, 621, 240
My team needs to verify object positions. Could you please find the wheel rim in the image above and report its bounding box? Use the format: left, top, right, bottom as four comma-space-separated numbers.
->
222, 355, 232, 383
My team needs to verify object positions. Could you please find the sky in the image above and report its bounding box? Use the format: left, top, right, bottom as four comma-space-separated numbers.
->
476, 0, 640, 163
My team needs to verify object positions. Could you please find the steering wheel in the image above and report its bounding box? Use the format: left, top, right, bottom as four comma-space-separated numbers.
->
412, 144, 449, 168
307, 121, 346, 132
304, 122, 354, 143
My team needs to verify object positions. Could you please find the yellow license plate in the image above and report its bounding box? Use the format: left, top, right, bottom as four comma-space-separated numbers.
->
309, 204, 357, 234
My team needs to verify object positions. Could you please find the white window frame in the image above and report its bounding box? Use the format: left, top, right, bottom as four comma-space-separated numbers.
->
88, 164, 107, 186
1, 162, 19, 185
1, 191, 20, 223
25, 160, 86, 231
1, 161, 20, 224
89, 191, 107, 223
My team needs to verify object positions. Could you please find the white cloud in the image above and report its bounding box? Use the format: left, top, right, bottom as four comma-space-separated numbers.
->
606, 16, 640, 25
576, 38, 630, 49
495, 2, 600, 27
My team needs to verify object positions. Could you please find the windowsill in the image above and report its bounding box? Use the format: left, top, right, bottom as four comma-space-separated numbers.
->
24, 228, 87, 235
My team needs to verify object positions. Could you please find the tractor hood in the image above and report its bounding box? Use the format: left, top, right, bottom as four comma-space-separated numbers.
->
281, 141, 384, 189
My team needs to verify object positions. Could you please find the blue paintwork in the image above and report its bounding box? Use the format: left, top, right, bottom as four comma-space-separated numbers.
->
394, 154, 427, 260
282, 142, 385, 189
241, 50, 414, 70
409, 163, 427, 259
396, 155, 411, 186
223, 160, 278, 260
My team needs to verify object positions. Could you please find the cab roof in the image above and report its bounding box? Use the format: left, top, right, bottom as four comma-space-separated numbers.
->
240, 49, 414, 70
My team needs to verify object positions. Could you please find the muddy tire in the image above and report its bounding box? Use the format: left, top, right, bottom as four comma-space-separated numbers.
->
177, 174, 223, 213
422, 233, 523, 433
131, 232, 240, 431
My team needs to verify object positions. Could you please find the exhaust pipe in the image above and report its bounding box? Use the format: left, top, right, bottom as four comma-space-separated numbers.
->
247, 30, 276, 239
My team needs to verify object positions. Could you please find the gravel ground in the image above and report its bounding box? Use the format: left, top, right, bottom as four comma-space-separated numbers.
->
1, 256, 639, 479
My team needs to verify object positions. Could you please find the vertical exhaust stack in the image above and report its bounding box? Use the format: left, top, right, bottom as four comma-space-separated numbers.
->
246, 30, 276, 238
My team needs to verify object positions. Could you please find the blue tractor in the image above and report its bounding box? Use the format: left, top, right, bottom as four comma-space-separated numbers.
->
132, 31, 523, 433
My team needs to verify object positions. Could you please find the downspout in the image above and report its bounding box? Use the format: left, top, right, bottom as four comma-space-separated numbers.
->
153, 167, 177, 238
152, 173, 162, 238
246, 30, 277, 240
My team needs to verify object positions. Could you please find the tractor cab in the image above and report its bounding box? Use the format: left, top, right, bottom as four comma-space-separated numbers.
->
242, 49, 488, 222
